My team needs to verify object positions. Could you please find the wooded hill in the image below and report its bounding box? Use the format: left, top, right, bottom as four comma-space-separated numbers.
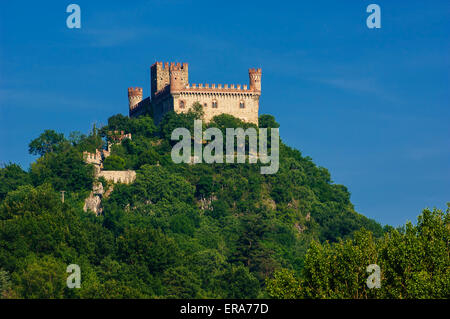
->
0, 108, 447, 298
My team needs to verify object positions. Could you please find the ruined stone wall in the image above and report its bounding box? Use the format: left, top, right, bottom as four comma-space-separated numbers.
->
98, 170, 136, 184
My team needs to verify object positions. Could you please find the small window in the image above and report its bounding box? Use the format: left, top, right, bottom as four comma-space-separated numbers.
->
179, 100, 185, 109
204, 103, 207, 108
212, 100, 218, 108
239, 101, 245, 108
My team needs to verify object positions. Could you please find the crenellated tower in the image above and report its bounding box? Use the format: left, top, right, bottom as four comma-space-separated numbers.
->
248, 68, 262, 93
151, 62, 188, 98
128, 87, 143, 113
169, 63, 185, 93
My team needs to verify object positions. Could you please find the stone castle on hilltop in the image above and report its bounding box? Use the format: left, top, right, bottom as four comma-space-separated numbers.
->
128, 62, 262, 125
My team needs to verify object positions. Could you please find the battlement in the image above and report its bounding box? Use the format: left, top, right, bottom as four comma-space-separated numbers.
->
152, 61, 188, 70
83, 150, 103, 172
107, 130, 132, 142
151, 61, 189, 98
83, 150, 102, 162
128, 87, 143, 97
185, 83, 251, 92
249, 68, 262, 74
248, 67, 262, 92
128, 87, 143, 113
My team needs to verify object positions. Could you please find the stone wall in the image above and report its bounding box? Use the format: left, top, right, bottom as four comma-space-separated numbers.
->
174, 91, 260, 124
98, 170, 136, 184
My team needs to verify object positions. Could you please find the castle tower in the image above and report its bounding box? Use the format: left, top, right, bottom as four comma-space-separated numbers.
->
128, 87, 143, 112
151, 62, 169, 98
249, 68, 262, 92
169, 63, 185, 93
151, 62, 188, 98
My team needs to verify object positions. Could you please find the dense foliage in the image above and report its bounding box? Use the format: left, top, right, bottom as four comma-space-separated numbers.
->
266, 206, 450, 299
0, 109, 447, 299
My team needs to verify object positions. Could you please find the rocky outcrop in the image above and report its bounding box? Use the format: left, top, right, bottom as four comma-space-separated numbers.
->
84, 192, 102, 216
83, 182, 104, 215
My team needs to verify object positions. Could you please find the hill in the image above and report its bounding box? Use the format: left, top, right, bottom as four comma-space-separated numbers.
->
0, 109, 447, 299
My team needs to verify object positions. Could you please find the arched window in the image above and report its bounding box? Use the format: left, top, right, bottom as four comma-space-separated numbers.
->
179, 100, 185, 109
239, 101, 245, 108
212, 100, 218, 108
204, 102, 208, 108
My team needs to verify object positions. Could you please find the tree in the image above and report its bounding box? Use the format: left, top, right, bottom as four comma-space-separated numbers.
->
0, 269, 12, 298
103, 155, 126, 171
30, 149, 94, 192
266, 269, 303, 299
12, 255, 67, 299
196, 175, 214, 199
0, 163, 31, 201
103, 114, 130, 132
163, 266, 203, 298
220, 265, 260, 298
129, 116, 157, 138
259, 114, 280, 129
132, 165, 195, 205
266, 206, 450, 299
70, 131, 104, 153
28, 130, 66, 156
117, 227, 178, 273
0, 183, 61, 220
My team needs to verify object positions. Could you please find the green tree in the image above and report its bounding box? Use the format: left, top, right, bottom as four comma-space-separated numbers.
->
0, 269, 13, 298
12, 255, 67, 299
258, 114, 280, 129
266, 269, 303, 299
266, 206, 450, 299
30, 149, 94, 192
103, 155, 126, 170
0, 163, 31, 201
220, 265, 260, 298
163, 266, 203, 298
117, 227, 178, 273
129, 116, 157, 138
28, 130, 66, 156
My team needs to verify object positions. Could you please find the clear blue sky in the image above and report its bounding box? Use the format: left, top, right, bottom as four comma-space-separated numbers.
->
0, 1, 448, 226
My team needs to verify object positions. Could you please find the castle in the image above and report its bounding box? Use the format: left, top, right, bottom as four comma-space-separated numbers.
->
128, 62, 262, 125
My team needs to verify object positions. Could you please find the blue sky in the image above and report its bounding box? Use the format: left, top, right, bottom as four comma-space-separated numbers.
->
0, 0, 448, 226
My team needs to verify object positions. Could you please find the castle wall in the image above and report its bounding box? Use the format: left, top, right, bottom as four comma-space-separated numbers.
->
174, 91, 259, 124
129, 97, 150, 117
98, 170, 136, 184
151, 91, 174, 124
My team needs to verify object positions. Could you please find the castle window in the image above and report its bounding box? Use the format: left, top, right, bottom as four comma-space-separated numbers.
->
212, 100, 218, 108
179, 100, 185, 109
239, 101, 245, 108
204, 103, 207, 108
